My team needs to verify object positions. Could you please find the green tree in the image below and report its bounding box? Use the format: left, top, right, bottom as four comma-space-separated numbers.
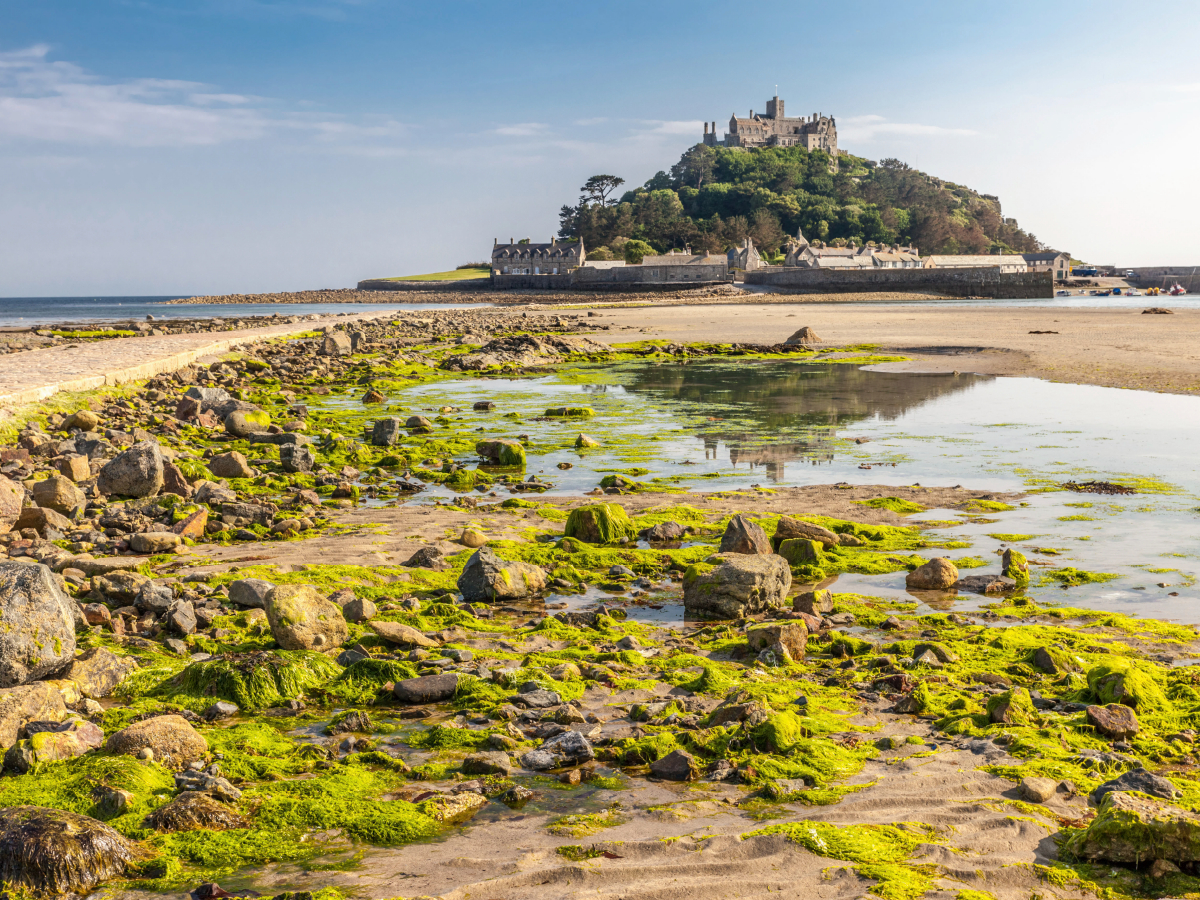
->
580, 175, 625, 207
670, 145, 715, 188
623, 239, 656, 264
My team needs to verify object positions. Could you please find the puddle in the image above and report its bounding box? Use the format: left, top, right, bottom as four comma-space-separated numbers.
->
314, 360, 1200, 622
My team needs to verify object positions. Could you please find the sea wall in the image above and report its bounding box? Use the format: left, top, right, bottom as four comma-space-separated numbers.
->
356, 278, 493, 292
744, 266, 1053, 299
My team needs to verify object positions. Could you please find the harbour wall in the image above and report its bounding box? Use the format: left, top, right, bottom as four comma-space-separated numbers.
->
744, 267, 1053, 299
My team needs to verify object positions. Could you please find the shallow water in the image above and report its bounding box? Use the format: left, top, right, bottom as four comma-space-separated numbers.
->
386, 360, 1200, 623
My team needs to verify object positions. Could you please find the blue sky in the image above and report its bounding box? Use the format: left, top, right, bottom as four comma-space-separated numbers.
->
2, 0, 1199, 295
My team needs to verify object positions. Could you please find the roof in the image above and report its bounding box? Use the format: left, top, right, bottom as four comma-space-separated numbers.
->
927, 255, 1027, 267
1021, 252, 1069, 262
810, 256, 875, 268
492, 241, 583, 261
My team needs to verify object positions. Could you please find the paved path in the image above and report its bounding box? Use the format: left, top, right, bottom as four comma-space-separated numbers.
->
0, 309, 406, 409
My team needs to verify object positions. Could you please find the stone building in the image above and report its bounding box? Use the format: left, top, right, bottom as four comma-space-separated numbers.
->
925, 254, 1028, 274
1021, 251, 1071, 281
702, 96, 838, 155
783, 228, 921, 269
727, 238, 763, 272
491, 238, 584, 276
639, 251, 730, 282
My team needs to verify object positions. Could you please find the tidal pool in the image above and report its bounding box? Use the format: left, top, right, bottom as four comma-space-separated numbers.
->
386, 360, 1200, 623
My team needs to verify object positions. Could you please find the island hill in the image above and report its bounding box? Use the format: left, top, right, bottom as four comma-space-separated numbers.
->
364, 95, 1064, 298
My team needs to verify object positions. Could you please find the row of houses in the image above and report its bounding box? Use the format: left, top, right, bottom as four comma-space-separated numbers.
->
489, 235, 1071, 288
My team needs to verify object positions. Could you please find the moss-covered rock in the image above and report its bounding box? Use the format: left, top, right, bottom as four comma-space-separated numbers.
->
682, 553, 792, 619
0, 805, 140, 897
987, 687, 1035, 726
563, 503, 635, 544
265, 584, 349, 651
1062, 790, 1200, 864
475, 439, 526, 467
1002, 548, 1030, 587
457, 547, 546, 602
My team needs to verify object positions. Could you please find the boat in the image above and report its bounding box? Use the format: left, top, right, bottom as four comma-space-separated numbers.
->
1056, 290, 1071, 297
1169, 283, 1187, 296
1126, 288, 1141, 296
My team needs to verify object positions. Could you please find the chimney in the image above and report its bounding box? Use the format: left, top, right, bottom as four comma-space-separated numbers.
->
704, 122, 709, 135
493, 238, 497, 246
510, 237, 514, 244
551, 236, 556, 245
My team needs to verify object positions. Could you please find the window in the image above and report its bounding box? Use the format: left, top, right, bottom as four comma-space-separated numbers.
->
534, 267, 540, 274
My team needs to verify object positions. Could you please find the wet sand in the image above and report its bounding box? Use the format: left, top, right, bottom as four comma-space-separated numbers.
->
590, 302, 1200, 394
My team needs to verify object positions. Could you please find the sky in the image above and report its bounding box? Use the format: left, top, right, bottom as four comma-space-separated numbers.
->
2, 0, 1199, 296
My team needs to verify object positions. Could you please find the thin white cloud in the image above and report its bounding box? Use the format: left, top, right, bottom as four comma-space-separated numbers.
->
1168, 83, 1200, 93
635, 119, 703, 135
493, 122, 550, 136
0, 44, 408, 148
839, 114, 977, 142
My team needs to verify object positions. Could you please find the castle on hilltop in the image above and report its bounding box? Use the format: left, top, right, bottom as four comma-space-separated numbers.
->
702, 96, 838, 155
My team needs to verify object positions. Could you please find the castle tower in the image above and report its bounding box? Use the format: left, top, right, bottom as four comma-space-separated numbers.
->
765, 96, 784, 119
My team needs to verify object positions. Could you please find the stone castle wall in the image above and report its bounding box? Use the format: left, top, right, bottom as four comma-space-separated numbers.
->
745, 267, 1053, 299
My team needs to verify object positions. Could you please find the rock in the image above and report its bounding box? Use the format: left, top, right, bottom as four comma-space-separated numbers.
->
322, 331, 352, 356
709, 701, 771, 728
521, 731, 593, 769
719, 514, 770, 555
421, 791, 487, 823
406, 415, 432, 429
457, 547, 546, 602
954, 574, 1016, 594
648, 748, 702, 782
777, 538, 823, 567
224, 409, 271, 438
97, 440, 164, 498
1087, 703, 1139, 740
172, 507, 208, 538
203, 701, 238, 721
371, 418, 402, 446
462, 751, 512, 776
195, 481, 237, 505
771, 516, 839, 549
683, 554, 792, 619
1063, 790, 1200, 863
393, 673, 459, 704
0, 562, 77, 688
370, 621, 438, 648
0, 683, 67, 750
747, 621, 808, 661
461, 528, 487, 548
228, 578, 274, 609
95, 570, 151, 604
265, 584, 349, 651
184, 386, 231, 411
160, 461, 193, 498
82, 603, 111, 628
784, 326, 821, 345
106, 714, 208, 770
342, 597, 376, 623
513, 689, 561, 709
575, 433, 600, 448
640, 521, 685, 542
166, 599, 197, 635
209, 451, 253, 479
66, 647, 137, 699
31, 475, 83, 516
987, 687, 1035, 726
0, 806, 138, 896
62, 410, 101, 432
404, 546, 444, 569
475, 439, 526, 466
563, 503, 634, 544
135, 581, 173, 614
130, 532, 182, 554
0, 475, 24, 532
1150, 858, 1181, 878
279, 443, 315, 473
5, 718, 104, 772
1001, 548, 1029, 585
1020, 776, 1058, 803
14, 506, 72, 536
144, 791, 248, 833
793, 589, 833, 615
905, 557, 959, 591
1091, 767, 1180, 804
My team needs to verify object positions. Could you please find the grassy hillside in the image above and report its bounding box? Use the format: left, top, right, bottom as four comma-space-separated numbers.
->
559, 145, 1046, 259
380, 267, 490, 282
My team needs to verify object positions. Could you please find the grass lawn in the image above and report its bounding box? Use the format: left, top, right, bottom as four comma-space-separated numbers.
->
379, 267, 491, 282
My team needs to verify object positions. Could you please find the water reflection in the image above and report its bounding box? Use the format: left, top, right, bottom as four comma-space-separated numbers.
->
625, 362, 987, 481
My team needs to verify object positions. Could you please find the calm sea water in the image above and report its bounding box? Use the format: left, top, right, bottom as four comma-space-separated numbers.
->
0, 296, 489, 326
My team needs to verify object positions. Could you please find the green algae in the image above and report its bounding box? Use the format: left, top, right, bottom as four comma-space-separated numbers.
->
988, 533, 1035, 542
853, 497, 926, 514
563, 503, 637, 543
1041, 567, 1120, 587
169, 650, 343, 711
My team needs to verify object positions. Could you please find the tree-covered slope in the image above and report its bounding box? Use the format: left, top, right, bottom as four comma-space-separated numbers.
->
558, 144, 1045, 260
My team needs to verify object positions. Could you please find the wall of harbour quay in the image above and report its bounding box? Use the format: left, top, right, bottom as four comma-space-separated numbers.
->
744, 266, 1054, 298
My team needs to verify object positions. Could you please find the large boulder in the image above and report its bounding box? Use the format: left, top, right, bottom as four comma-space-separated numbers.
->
279, 443, 315, 473
0, 682, 68, 750
264, 584, 349, 651
0, 562, 77, 688
5, 718, 105, 773
719, 515, 770, 555
97, 441, 164, 498
457, 548, 546, 602
1062, 790, 1200, 864
224, 409, 271, 438
31, 475, 84, 517
905, 557, 959, 591
1086, 703, 1140, 740
144, 792, 248, 833
393, 673, 459, 704
1091, 767, 1180, 805
649, 748, 701, 782
66, 647, 137, 699
784, 326, 821, 345
371, 417, 402, 446
228, 578, 274, 609
105, 714, 207, 770
683, 554, 792, 619
771, 516, 839, 550
209, 451, 253, 480
62, 409, 102, 432
322, 331, 352, 356
520, 730, 594, 770
747, 621, 809, 661
0, 806, 139, 896
370, 621, 439, 648
184, 386, 231, 411
563, 503, 634, 544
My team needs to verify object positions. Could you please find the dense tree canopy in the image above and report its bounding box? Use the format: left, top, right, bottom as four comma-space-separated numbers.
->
558, 145, 1046, 258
